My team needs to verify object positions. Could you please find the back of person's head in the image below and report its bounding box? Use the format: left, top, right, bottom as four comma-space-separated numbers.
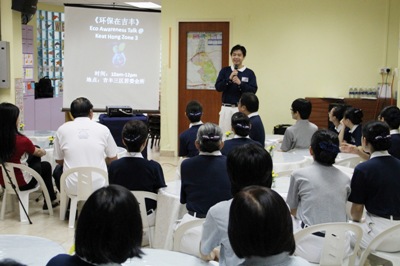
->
344, 107, 363, 125
240, 92, 259, 113
0, 259, 26, 266
227, 144, 273, 195
311, 130, 340, 166
291, 98, 312, 119
185, 100, 203, 123
332, 104, 346, 121
196, 123, 223, 153
75, 185, 143, 264
230, 44, 246, 57
362, 121, 391, 151
0, 103, 20, 162
231, 112, 251, 137
379, 105, 400, 130
228, 186, 295, 258
122, 120, 148, 152
70, 97, 93, 118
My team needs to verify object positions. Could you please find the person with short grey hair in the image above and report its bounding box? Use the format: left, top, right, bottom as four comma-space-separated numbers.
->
178, 123, 232, 256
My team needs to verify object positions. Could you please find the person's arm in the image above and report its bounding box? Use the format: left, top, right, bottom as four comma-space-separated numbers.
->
280, 129, 293, 152
55, 159, 64, 165
350, 203, 364, 222
105, 156, 117, 165
290, 208, 297, 217
237, 69, 257, 94
33, 147, 46, 157
340, 143, 370, 160
200, 211, 222, 261
338, 119, 346, 145
215, 68, 233, 92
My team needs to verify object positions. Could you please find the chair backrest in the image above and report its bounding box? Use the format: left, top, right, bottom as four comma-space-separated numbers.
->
294, 222, 363, 266
334, 156, 364, 168
0, 162, 53, 215
131, 191, 158, 228
60, 166, 108, 201
173, 219, 205, 252
358, 223, 400, 266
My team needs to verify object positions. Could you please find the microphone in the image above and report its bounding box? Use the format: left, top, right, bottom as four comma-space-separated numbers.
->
234, 65, 238, 70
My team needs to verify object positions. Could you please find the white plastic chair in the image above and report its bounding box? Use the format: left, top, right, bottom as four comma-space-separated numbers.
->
334, 156, 365, 168
294, 222, 363, 266
358, 223, 400, 266
173, 219, 205, 252
0, 163, 54, 222
131, 191, 158, 248
59, 166, 108, 228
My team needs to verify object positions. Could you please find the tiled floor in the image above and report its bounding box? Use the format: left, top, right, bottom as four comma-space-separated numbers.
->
0, 144, 180, 252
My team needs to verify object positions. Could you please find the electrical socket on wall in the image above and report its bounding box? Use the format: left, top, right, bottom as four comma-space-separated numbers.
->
380, 67, 391, 74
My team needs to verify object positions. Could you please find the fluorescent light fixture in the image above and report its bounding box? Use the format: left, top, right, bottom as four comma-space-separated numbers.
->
125, 2, 161, 9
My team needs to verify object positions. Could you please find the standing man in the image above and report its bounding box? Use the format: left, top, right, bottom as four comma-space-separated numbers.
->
53, 97, 118, 195
215, 44, 257, 134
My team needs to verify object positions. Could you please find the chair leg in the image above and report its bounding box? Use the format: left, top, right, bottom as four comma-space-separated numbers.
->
59, 193, 68, 220
0, 193, 7, 220
18, 192, 30, 223
68, 197, 78, 229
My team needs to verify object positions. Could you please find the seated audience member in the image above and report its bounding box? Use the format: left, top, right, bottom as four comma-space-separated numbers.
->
286, 129, 351, 263
339, 107, 363, 147
228, 186, 310, 266
201, 143, 273, 266
47, 185, 143, 265
109, 120, 166, 214
379, 105, 400, 159
349, 121, 400, 250
328, 104, 346, 134
178, 123, 232, 256
0, 259, 26, 266
238, 92, 265, 147
221, 112, 261, 156
179, 100, 204, 158
281, 98, 318, 151
0, 103, 58, 210
53, 97, 117, 195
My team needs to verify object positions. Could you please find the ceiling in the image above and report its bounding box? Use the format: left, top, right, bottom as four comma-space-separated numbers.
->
38, 0, 162, 8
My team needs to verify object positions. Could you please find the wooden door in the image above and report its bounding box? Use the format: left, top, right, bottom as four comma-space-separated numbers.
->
178, 22, 230, 146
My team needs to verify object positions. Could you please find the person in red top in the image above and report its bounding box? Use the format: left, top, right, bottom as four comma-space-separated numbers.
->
0, 102, 58, 210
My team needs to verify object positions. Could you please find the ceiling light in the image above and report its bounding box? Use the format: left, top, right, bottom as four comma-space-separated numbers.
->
125, 2, 161, 9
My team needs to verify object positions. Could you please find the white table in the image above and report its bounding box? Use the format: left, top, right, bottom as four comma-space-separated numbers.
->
273, 149, 313, 172
24, 130, 56, 149
123, 248, 217, 266
0, 235, 65, 266
153, 180, 187, 250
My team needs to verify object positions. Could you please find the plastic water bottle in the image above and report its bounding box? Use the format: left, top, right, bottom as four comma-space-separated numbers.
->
353, 87, 359, 98
349, 87, 354, 98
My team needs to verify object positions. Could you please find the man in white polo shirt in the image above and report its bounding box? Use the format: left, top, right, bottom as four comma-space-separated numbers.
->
53, 97, 118, 195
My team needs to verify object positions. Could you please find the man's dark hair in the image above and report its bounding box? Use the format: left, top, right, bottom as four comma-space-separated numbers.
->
363, 121, 391, 151
344, 107, 363, 125
227, 143, 272, 195
75, 185, 143, 264
230, 44, 247, 57
332, 104, 346, 121
291, 98, 312, 119
311, 129, 340, 166
122, 120, 148, 152
228, 186, 295, 258
185, 100, 203, 123
240, 92, 259, 113
231, 112, 251, 137
70, 97, 93, 118
379, 105, 400, 129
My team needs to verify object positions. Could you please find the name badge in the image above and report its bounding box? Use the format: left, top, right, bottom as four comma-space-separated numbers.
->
241, 77, 249, 82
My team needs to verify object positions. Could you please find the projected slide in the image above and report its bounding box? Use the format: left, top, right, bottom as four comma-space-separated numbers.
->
63, 6, 161, 110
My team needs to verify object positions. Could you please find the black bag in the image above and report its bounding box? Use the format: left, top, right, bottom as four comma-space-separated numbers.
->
273, 124, 292, 135
35, 76, 54, 99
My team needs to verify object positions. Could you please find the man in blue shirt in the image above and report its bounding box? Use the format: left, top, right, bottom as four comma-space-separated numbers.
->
215, 44, 257, 134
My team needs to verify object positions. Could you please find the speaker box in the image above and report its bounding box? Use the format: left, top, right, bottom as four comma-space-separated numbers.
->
0, 41, 10, 89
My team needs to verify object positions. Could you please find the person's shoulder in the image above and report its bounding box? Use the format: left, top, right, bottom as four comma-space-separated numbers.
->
209, 199, 232, 216
148, 159, 162, 168
47, 254, 89, 266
